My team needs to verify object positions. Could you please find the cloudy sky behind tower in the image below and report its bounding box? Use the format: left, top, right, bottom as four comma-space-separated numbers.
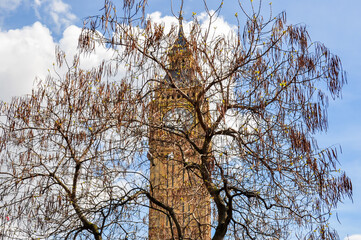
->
0, 0, 361, 239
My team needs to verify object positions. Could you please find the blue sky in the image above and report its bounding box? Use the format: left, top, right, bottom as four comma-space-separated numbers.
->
0, 0, 360, 239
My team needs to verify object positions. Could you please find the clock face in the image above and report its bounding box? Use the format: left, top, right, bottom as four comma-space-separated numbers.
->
163, 107, 194, 131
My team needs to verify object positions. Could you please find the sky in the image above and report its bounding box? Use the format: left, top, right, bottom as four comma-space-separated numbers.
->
0, 0, 360, 239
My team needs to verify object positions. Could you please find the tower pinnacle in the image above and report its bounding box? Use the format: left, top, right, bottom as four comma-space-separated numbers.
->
164, 13, 199, 86
175, 12, 186, 49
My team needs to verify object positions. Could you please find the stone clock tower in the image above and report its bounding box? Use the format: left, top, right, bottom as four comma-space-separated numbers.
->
148, 19, 211, 240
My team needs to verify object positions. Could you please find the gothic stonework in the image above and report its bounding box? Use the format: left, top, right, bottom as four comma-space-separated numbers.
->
148, 87, 211, 240
148, 19, 211, 240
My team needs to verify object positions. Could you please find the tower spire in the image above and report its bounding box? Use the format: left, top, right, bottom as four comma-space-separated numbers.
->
164, 10, 199, 86
178, 11, 184, 39
175, 11, 186, 48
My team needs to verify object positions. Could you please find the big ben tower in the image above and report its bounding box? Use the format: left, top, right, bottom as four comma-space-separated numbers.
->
148, 17, 211, 240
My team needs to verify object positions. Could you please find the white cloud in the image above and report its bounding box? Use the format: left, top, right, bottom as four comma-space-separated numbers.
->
344, 235, 361, 240
0, 11, 236, 103
0, 22, 55, 102
47, 0, 76, 31
147, 11, 179, 33
0, 0, 22, 11
0, 0, 77, 33
147, 11, 236, 40
51, 0, 68, 12
33, 0, 41, 6
58, 25, 116, 70
0, 22, 119, 102
33, 0, 77, 33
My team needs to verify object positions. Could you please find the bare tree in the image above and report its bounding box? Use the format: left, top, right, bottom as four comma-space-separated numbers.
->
0, 52, 148, 239
0, 0, 352, 239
